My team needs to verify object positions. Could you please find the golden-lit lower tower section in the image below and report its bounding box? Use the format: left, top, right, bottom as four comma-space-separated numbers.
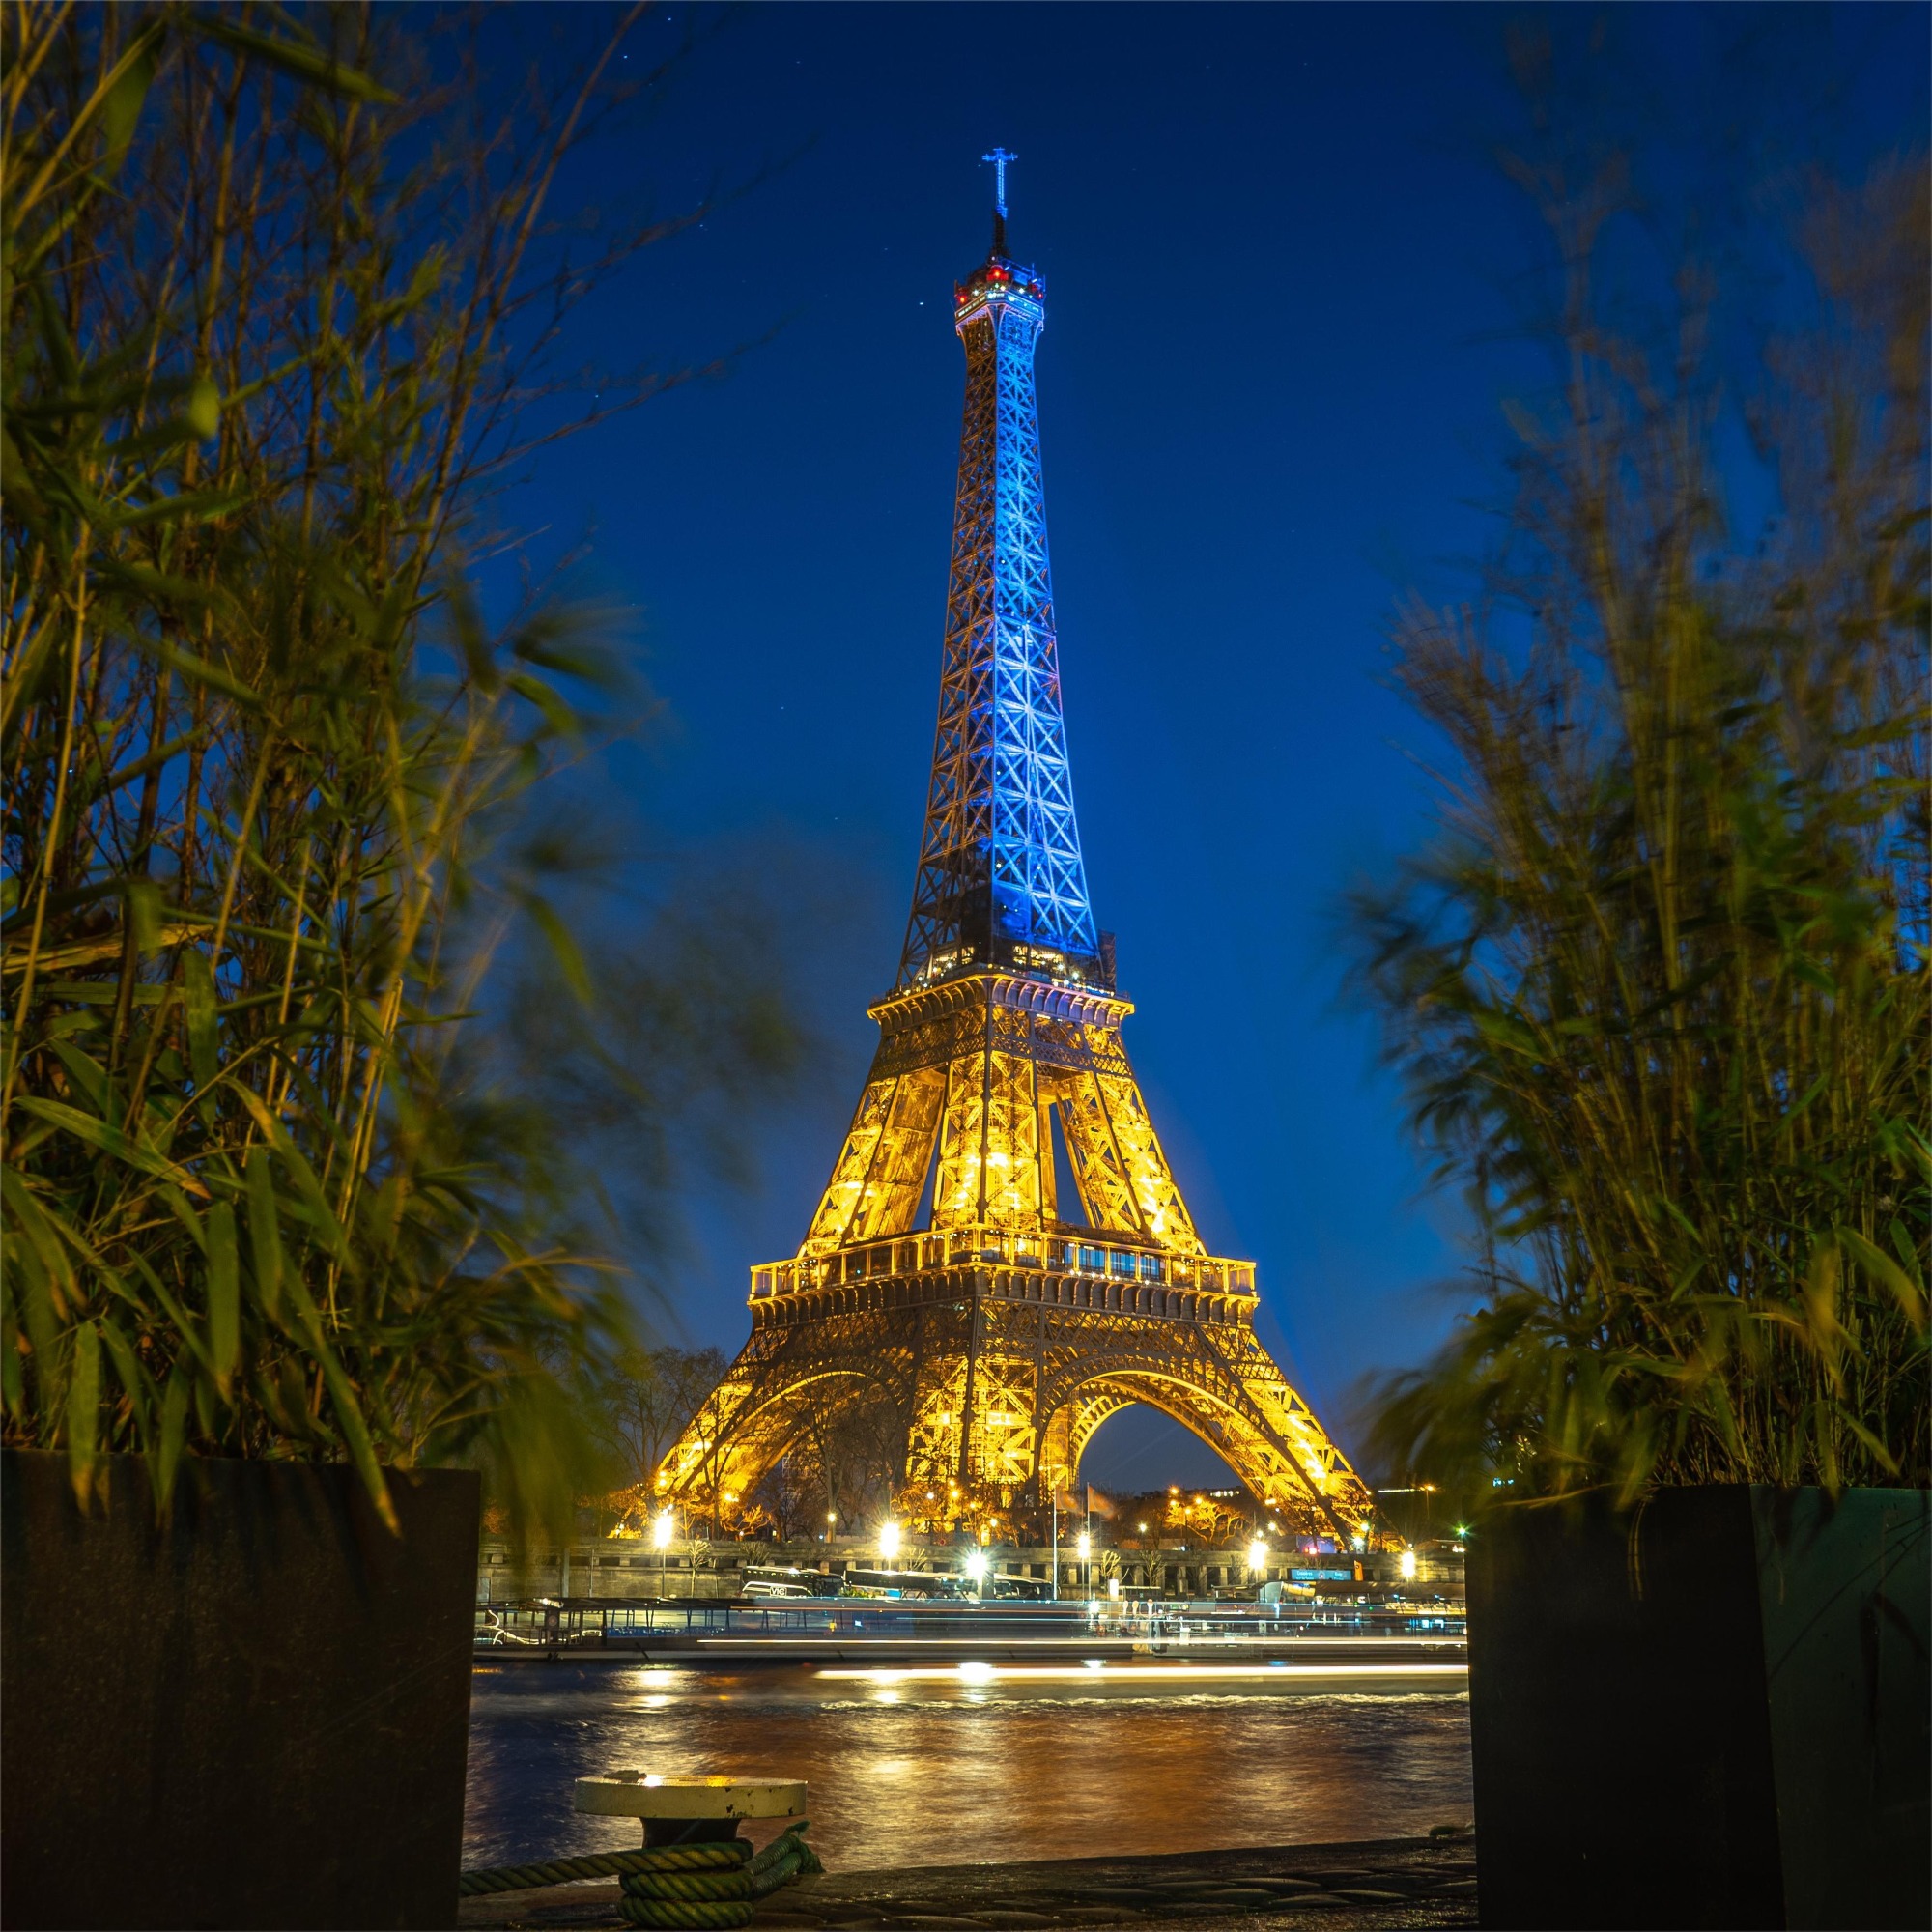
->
654, 964, 1370, 1536
653, 173, 1369, 1538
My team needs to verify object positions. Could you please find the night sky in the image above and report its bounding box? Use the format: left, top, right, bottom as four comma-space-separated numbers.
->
478, 4, 1925, 1488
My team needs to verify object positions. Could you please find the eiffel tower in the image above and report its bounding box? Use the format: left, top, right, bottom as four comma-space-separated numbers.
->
658, 159, 1370, 1538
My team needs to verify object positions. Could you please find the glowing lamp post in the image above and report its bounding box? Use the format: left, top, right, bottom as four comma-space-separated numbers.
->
1248, 1538, 1268, 1583
880, 1520, 901, 1562
1399, 1548, 1418, 1582
965, 1548, 987, 1597
652, 1509, 675, 1593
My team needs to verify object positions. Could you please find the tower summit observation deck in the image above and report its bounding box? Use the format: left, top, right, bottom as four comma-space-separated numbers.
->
658, 160, 1369, 1537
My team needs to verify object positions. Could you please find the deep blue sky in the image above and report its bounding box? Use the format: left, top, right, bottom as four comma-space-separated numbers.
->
478, 4, 1925, 1488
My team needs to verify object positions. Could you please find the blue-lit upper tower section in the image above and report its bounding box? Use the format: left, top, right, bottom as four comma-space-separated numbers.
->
897, 154, 1106, 996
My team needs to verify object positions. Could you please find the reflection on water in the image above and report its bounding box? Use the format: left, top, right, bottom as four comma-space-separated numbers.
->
466, 1664, 1471, 1871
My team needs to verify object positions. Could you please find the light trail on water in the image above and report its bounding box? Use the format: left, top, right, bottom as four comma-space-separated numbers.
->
816, 1662, 1467, 1684
465, 1662, 1471, 1873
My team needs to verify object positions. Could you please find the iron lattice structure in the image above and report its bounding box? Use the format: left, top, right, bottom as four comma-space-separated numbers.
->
658, 182, 1370, 1537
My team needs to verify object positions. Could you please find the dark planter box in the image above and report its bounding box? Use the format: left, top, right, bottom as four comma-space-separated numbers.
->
1468, 1486, 1930, 1930
2, 1449, 480, 1931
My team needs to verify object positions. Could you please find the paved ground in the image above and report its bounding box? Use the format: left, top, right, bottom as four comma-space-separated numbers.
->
458, 1836, 1477, 1932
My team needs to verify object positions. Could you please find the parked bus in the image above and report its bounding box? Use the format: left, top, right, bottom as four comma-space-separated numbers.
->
982, 1572, 1052, 1601
740, 1565, 844, 1601
841, 1568, 970, 1600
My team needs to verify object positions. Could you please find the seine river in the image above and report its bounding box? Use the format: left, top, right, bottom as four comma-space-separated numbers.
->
465, 1662, 1471, 1871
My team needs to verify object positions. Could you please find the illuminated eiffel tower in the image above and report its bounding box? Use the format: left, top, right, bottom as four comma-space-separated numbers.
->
658, 157, 1369, 1537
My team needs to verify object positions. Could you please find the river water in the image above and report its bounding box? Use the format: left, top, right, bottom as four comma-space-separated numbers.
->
466, 1662, 1471, 1871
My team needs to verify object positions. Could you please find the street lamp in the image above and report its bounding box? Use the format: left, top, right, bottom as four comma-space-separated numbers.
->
1248, 1538, 1268, 1580
965, 1548, 986, 1596
1399, 1548, 1418, 1581
880, 1520, 901, 1562
652, 1509, 674, 1594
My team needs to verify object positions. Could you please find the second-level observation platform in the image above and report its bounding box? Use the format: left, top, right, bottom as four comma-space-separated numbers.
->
867, 967, 1132, 1079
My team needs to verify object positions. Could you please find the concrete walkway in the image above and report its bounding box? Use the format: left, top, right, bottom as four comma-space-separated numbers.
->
458, 1835, 1477, 1931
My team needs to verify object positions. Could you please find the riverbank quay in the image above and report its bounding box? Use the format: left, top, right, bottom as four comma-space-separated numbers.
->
479, 1536, 1466, 1609
475, 1601, 1465, 1672
475, 1638, 1466, 1672
459, 1836, 1476, 1931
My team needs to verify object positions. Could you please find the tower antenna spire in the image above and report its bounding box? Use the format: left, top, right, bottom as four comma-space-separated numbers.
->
981, 146, 1016, 252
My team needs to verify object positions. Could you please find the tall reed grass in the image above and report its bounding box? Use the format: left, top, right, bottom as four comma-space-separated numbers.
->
2, 4, 770, 1539
1359, 64, 1928, 1504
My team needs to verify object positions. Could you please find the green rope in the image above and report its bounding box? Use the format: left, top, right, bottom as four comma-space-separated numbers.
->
457, 1819, 822, 1921
621, 1871, 752, 1902
457, 1836, 753, 1896
748, 1829, 822, 1897
619, 1901, 754, 1929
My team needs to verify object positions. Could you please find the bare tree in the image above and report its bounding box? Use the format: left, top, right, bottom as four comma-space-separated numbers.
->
595, 1346, 728, 1489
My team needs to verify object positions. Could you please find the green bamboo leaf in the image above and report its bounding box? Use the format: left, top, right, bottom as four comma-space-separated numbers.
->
66, 1322, 101, 1506
99, 34, 156, 177
273, 1262, 397, 1532
206, 1201, 241, 1394
1, 1226, 57, 1416
231, 1087, 352, 1268
154, 1367, 190, 1513
189, 17, 400, 103
97, 1316, 155, 1445
11, 1095, 208, 1194
314, 1349, 399, 1533
125, 876, 164, 955
1501, 396, 1548, 449
182, 949, 219, 1099
30, 253, 80, 389
1472, 1008, 1544, 1057
1840, 1414, 1901, 1476
90, 551, 224, 611
245, 1148, 285, 1318
0, 1287, 22, 1418
127, 635, 262, 707
272, 1356, 314, 1441
506, 670, 584, 740
2, 1167, 78, 1321
1890, 1218, 1922, 1281
122, 1248, 217, 1379
185, 377, 219, 440
49, 1039, 111, 1116
444, 575, 499, 692
525, 895, 593, 1008
1833, 1226, 1927, 1335
77, 733, 196, 808
106, 483, 242, 529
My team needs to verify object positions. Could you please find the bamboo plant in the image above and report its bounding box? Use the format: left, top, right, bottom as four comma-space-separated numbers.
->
1357, 98, 1929, 1505
1, 3, 742, 1539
